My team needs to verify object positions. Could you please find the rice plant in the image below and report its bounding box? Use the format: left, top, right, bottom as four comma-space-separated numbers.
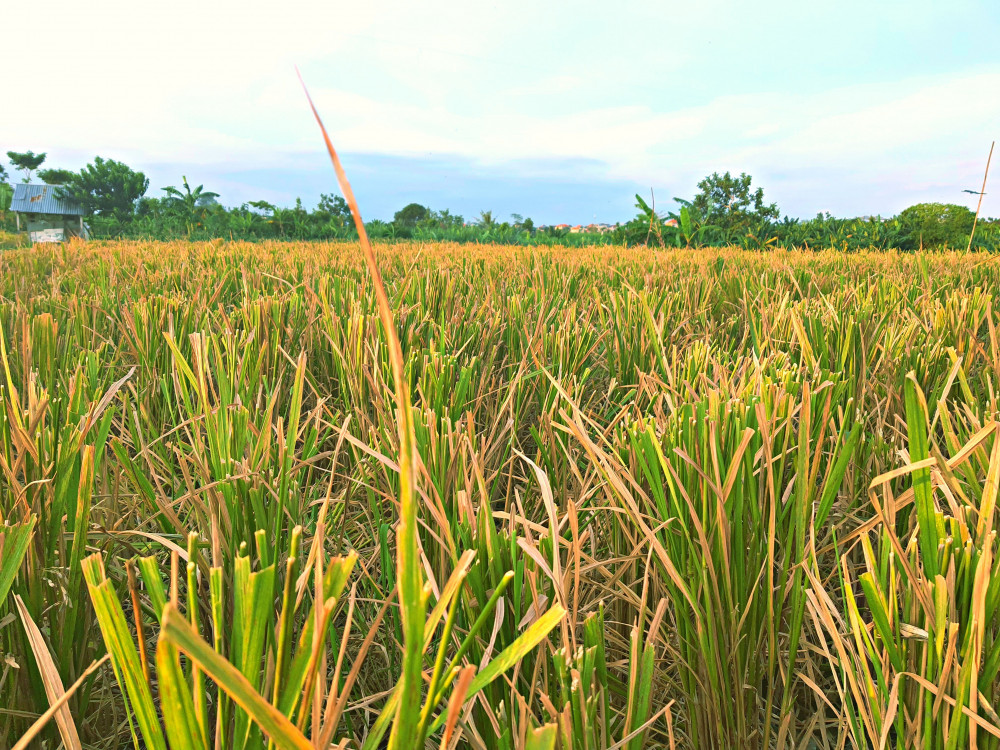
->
3, 236, 1000, 747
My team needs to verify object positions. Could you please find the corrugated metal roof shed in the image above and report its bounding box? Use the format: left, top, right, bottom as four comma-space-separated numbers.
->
10, 184, 84, 216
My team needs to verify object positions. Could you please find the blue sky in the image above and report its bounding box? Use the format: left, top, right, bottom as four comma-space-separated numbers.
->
3, 0, 999, 223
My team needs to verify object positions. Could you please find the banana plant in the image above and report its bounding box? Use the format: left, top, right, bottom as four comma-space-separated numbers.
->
670, 200, 719, 248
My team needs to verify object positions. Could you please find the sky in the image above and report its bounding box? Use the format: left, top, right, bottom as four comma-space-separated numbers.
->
3, 0, 1000, 224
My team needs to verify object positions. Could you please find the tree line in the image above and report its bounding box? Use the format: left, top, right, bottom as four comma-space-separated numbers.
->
1, 151, 996, 250
616, 171, 997, 251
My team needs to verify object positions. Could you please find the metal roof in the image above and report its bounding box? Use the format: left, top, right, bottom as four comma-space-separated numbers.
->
10, 184, 84, 215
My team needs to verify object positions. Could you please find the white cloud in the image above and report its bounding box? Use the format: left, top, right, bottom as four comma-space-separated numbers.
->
2, 0, 998, 218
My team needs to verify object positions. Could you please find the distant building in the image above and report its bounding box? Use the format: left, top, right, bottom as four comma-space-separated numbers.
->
664, 218, 679, 228
10, 184, 90, 243
548, 222, 617, 233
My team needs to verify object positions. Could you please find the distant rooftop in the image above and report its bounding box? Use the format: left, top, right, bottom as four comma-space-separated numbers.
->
10, 184, 84, 216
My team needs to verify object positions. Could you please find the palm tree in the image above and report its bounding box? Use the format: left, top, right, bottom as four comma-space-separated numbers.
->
477, 210, 496, 227
162, 177, 220, 217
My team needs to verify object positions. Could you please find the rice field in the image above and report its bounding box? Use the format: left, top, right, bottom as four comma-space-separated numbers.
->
2, 238, 1000, 749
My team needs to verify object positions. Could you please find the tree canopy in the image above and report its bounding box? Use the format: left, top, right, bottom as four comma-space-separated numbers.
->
687, 171, 779, 235
61, 157, 150, 218
898, 203, 975, 249
393, 203, 430, 228
38, 168, 76, 185
7, 150, 46, 182
316, 193, 352, 226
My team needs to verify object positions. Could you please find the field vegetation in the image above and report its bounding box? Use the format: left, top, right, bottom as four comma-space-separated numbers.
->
3, 151, 998, 251
2, 237, 1000, 748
